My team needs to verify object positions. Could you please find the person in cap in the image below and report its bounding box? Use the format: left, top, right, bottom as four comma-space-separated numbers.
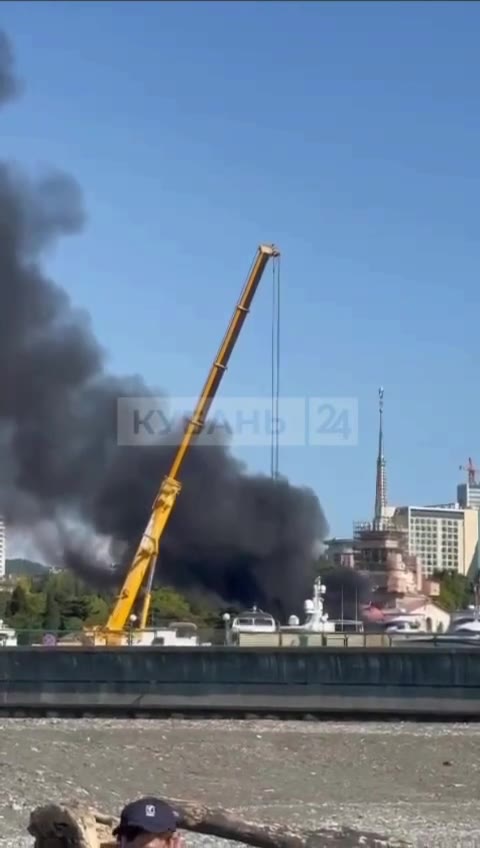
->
113, 797, 183, 848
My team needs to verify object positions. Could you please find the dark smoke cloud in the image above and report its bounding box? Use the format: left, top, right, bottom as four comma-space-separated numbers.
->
320, 567, 371, 620
0, 31, 329, 617
0, 30, 20, 104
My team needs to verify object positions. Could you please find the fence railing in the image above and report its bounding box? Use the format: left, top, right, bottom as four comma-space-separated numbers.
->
0, 624, 227, 647
0, 622, 456, 648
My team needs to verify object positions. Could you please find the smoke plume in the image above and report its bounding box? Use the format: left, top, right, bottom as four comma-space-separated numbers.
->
0, 31, 19, 105
0, 31, 329, 617
320, 567, 371, 620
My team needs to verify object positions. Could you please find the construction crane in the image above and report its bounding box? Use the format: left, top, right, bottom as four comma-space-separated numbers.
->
459, 457, 478, 486
91, 244, 280, 645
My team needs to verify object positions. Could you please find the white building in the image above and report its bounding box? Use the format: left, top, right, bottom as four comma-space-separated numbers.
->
382, 597, 451, 633
0, 517, 5, 579
457, 481, 480, 511
394, 505, 479, 579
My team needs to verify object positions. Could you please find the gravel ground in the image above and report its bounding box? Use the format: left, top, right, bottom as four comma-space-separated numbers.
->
0, 718, 479, 848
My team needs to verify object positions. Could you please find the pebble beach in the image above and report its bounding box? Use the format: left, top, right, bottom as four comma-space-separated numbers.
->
1, 718, 479, 848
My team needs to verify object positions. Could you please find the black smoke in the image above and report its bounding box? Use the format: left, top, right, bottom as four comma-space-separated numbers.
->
320, 567, 371, 620
0, 30, 19, 104
0, 31, 329, 618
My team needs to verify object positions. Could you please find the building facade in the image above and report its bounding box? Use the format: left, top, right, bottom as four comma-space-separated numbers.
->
326, 392, 480, 589
324, 538, 355, 569
0, 517, 5, 580
370, 598, 451, 633
457, 481, 480, 510
394, 505, 479, 579
352, 520, 422, 598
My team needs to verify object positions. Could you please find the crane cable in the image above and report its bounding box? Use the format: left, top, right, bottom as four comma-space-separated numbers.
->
270, 254, 281, 480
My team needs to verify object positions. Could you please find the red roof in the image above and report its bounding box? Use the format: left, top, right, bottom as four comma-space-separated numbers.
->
361, 604, 386, 622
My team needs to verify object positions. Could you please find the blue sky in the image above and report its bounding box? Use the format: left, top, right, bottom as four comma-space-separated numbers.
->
1, 0, 479, 538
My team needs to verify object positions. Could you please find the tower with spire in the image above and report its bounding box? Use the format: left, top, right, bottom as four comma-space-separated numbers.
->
374, 386, 387, 529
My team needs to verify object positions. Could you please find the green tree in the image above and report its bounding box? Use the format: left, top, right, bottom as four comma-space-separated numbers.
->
0, 590, 11, 619
186, 592, 221, 626
28, 590, 46, 622
1, 568, 210, 635
436, 570, 473, 612
6, 583, 29, 617
61, 616, 85, 634
83, 595, 109, 625
43, 587, 61, 632
5, 581, 44, 643
61, 596, 90, 623
150, 587, 192, 621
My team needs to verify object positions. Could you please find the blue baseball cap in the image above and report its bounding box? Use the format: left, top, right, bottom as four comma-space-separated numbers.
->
113, 797, 178, 836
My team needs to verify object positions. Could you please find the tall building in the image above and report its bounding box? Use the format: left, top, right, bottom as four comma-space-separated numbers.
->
457, 459, 480, 510
458, 483, 480, 510
0, 517, 5, 580
324, 538, 355, 569
394, 504, 479, 579
374, 387, 388, 529
355, 387, 396, 532
348, 388, 418, 596
353, 520, 419, 598
327, 394, 480, 586
358, 398, 480, 580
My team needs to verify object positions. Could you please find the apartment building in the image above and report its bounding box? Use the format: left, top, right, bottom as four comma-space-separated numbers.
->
0, 517, 5, 580
394, 505, 479, 578
457, 481, 480, 510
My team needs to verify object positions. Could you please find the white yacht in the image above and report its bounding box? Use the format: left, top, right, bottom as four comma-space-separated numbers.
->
384, 615, 424, 634
398, 606, 480, 646
224, 577, 373, 646
149, 621, 205, 646
0, 619, 17, 646
227, 607, 277, 637
281, 577, 336, 634
448, 606, 480, 636
54, 621, 209, 648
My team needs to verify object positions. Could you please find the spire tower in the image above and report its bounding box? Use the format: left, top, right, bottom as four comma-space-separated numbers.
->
374, 386, 387, 528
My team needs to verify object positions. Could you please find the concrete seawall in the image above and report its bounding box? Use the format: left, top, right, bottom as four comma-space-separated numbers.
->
1, 645, 480, 717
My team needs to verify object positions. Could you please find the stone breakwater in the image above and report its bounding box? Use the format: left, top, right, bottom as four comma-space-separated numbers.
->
0, 718, 479, 848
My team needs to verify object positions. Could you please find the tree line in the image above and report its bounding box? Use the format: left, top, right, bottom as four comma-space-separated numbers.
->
0, 568, 219, 642
1, 560, 475, 643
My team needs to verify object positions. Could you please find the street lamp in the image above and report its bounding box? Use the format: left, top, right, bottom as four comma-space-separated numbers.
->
128, 613, 138, 646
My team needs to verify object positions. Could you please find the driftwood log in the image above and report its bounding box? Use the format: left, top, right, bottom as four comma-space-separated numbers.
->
28, 801, 411, 848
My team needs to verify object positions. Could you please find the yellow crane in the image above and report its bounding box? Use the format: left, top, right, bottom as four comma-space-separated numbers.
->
92, 243, 280, 645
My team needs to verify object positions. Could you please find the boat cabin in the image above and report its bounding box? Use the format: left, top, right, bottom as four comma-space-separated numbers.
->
230, 608, 277, 635
0, 619, 17, 646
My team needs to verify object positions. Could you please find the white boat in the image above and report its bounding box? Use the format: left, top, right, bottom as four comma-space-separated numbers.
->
227, 607, 277, 636
450, 622, 480, 636
395, 607, 480, 646
281, 577, 336, 634
55, 620, 209, 648
129, 621, 207, 647
149, 622, 205, 646
0, 619, 17, 646
224, 578, 337, 645
384, 616, 424, 634
449, 610, 480, 636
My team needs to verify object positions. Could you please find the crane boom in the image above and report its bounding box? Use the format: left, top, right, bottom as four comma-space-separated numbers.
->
104, 243, 280, 634
459, 457, 478, 486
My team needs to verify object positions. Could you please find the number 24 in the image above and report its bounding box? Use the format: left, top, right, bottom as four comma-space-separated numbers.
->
315, 404, 351, 439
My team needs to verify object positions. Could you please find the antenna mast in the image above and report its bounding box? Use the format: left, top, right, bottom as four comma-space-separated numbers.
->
459, 457, 478, 487
374, 386, 387, 528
